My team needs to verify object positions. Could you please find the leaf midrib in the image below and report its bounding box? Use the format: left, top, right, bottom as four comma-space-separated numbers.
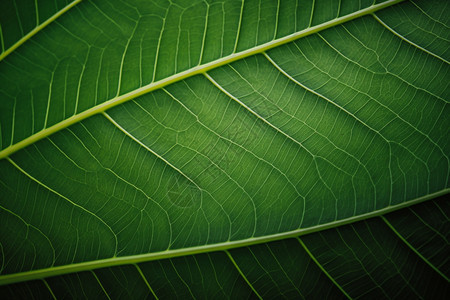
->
0, 0, 405, 160
0, 187, 447, 286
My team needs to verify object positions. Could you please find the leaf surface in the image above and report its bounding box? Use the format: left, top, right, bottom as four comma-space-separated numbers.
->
0, 0, 449, 298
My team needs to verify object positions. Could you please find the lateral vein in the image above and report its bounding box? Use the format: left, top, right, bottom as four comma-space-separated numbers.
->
0, 188, 447, 287
380, 215, 449, 281
0, 0, 82, 62
0, 0, 405, 160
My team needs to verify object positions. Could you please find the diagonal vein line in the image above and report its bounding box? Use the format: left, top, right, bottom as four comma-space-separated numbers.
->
409, 207, 448, 242
244, 248, 284, 293
0, 0, 82, 61
296, 237, 352, 299
380, 215, 449, 281
225, 250, 263, 299
134, 264, 159, 299
0, 204, 56, 266
198, 2, 209, 65
169, 259, 196, 298
410, 0, 450, 30
287, 40, 449, 162
205, 71, 313, 159
0, 0, 406, 160
264, 50, 449, 202
117, 21, 139, 96
102, 111, 202, 195
102, 110, 233, 242
0, 189, 448, 286
264, 244, 303, 295
262, 50, 394, 142
6, 156, 118, 255
372, 14, 449, 65
90, 270, 112, 300
233, 0, 245, 53
0, 23, 5, 53
204, 72, 315, 221
317, 29, 448, 103
206, 60, 380, 196
162, 87, 286, 235
42, 279, 57, 300
340, 226, 391, 298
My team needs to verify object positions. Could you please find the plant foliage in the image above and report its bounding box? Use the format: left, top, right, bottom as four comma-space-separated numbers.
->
0, 0, 448, 298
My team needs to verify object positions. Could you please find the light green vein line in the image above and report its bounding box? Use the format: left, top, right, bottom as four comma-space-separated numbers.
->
0, 0, 405, 160
409, 207, 448, 242
134, 264, 159, 299
90, 270, 112, 300
0, 188, 447, 286
198, 2, 209, 64
102, 111, 199, 193
0, 243, 4, 273
0, 24, 5, 53
309, 0, 316, 27
233, 0, 245, 53
5, 157, 119, 256
296, 237, 352, 299
380, 215, 449, 281
0, 204, 56, 264
169, 259, 196, 298
225, 250, 262, 299
34, 0, 39, 27
410, 0, 450, 29
372, 14, 449, 64
42, 279, 57, 300
0, 0, 82, 61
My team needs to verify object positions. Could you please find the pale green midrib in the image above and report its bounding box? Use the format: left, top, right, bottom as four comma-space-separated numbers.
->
0, 0, 82, 62
0, 188, 447, 286
0, 0, 405, 160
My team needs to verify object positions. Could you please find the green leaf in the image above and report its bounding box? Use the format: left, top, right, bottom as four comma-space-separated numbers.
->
0, 0, 448, 298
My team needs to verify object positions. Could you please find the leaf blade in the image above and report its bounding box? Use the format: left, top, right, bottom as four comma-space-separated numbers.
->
0, 0, 448, 298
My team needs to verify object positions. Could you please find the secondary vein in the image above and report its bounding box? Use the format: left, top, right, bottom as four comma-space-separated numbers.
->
0, 0, 405, 160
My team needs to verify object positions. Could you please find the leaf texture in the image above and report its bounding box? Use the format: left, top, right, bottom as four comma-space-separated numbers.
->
0, 0, 449, 298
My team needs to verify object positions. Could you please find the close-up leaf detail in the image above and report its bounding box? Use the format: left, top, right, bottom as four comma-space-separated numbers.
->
0, 0, 448, 298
